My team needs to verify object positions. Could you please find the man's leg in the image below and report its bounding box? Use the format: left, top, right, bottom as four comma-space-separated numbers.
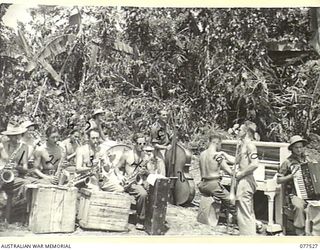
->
291, 195, 306, 235
236, 179, 256, 235
212, 182, 236, 219
129, 184, 148, 229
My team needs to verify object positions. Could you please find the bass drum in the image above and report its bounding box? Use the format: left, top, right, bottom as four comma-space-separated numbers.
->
102, 144, 132, 182
104, 144, 132, 167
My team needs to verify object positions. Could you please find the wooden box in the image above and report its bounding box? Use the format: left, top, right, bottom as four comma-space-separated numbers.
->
197, 195, 221, 227
77, 189, 131, 232
27, 184, 77, 234
144, 178, 170, 235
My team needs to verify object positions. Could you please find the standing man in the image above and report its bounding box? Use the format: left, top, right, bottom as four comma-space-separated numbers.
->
91, 109, 106, 141
236, 121, 259, 235
277, 135, 308, 236
114, 133, 149, 230
150, 110, 172, 162
198, 133, 236, 223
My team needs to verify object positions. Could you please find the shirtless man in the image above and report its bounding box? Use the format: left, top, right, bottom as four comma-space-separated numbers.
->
0, 124, 37, 223
0, 124, 29, 175
33, 126, 65, 184
20, 120, 41, 162
235, 121, 259, 235
198, 133, 236, 223
75, 129, 123, 192
59, 129, 81, 164
114, 133, 149, 230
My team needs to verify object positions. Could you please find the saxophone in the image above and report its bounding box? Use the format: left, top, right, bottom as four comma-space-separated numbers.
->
0, 143, 24, 184
123, 157, 151, 190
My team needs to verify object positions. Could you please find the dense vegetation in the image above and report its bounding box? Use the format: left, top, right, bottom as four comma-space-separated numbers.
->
0, 4, 319, 150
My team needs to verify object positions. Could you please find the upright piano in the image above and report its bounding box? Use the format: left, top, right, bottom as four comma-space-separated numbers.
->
220, 140, 290, 230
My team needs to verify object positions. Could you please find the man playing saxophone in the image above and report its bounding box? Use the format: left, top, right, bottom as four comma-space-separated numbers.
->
75, 129, 123, 191
0, 124, 39, 223
33, 126, 65, 184
114, 132, 150, 230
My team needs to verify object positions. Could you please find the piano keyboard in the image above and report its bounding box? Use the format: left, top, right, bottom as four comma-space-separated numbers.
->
293, 167, 309, 199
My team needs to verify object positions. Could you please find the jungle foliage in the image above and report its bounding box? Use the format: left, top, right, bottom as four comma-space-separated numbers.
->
0, 4, 319, 149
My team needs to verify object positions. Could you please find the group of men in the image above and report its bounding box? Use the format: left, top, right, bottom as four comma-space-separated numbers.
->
0, 108, 313, 235
199, 121, 313, 236
0, 109, 169, 230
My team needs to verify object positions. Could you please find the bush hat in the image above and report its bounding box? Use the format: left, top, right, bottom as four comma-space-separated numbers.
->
1, 124, 27, 136
288, 135, 307, 150
20, 120, 36, 129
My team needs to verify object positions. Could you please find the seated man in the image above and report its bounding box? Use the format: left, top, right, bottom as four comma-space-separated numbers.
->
0, 124, 39, 223
75, 129, 123, 192
33, 126, 65, 185
198, 133, 236, 224
20, 120, 41, 162
114, 132, 150, 230
59, 128, 81, 164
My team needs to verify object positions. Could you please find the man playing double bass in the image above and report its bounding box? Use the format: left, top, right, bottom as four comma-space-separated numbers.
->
150, 109, 172, 162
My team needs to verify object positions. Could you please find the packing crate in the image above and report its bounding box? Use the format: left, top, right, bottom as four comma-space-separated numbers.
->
27, 184, 77, 233
77, 189, 132, 232
144, 178, 170, 235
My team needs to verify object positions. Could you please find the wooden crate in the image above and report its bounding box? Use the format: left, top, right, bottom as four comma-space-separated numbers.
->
77, 189, 132, 232
27, 184, 77, 234
144, 178, 170, 235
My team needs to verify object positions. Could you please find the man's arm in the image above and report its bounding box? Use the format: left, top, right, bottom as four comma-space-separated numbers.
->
199, 151, 206, 178
75, 147, 86, 172
276, 161, 298, 184
220, 151, 235, 164
220, 160, 232, 176
32, 149, 51, 180
0, 143, 8, 161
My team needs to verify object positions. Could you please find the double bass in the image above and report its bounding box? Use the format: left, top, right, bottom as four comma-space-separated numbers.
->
164, 113, 195, 206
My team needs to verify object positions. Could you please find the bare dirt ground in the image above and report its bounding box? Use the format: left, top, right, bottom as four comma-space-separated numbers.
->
0, 203, 238, 237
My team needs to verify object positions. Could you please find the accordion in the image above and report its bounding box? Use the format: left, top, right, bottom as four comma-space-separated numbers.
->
292, 162, 320, 200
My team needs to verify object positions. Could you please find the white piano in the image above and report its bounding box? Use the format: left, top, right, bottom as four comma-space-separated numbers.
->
220, 140, 290, 232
